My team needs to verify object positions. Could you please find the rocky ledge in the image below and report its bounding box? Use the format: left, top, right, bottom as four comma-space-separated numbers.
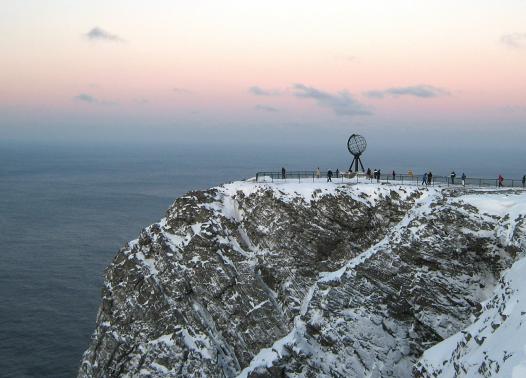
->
79, 181, 526, 377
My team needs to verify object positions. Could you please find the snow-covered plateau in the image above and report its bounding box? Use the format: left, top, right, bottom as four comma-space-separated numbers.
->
79, 180, 526, 377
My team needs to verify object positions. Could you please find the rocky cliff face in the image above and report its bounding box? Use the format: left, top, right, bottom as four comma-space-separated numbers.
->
79, 181, 526, 377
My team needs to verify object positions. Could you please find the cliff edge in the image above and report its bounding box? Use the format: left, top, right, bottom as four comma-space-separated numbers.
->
79, 181, 526, 377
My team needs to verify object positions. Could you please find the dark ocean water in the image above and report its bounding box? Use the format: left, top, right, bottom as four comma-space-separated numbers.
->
0, 141, 524, 377
0, 143, 258, 377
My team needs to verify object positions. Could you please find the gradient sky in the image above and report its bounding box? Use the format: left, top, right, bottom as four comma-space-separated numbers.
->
1, 0, 525, 145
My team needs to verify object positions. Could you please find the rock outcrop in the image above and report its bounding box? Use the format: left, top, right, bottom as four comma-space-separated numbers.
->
79, 181, 526, 377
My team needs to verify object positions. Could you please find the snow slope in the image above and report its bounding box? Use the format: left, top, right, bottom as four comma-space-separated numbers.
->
416, 192, 526, 377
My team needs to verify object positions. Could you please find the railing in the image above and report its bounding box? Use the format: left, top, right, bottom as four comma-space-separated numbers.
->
255, 171, 526, 189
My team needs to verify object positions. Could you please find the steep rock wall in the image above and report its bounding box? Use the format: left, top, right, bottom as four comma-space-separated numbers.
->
79, 182, 523, 377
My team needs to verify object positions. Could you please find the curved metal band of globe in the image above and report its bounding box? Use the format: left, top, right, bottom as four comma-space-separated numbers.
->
347, 134, 367, 172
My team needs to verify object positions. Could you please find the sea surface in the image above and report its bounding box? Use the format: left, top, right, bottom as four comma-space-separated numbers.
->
0, 141, 524, 377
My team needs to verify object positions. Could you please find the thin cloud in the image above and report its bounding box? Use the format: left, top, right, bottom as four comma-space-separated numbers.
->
364, 85, 450, 99
255, 104, 279, 112
73, 93, 116, 105
500, 105, 526, 113
173, 87, 192, 94
249, 86, 281, 96
292, 83, 371, 116
85, 27, 123, 42
501, 33, 526, 49
74, 94, 97, 103
335, 54, 357, 62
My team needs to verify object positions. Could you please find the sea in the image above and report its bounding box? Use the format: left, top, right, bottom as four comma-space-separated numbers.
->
0, 140, 524, 377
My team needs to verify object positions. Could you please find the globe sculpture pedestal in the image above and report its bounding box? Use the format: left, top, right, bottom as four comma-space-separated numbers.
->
347, 134, 367, 172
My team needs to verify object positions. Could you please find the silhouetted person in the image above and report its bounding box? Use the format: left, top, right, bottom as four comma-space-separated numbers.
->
450, 171, 456, 185
377, 169, 381, 183
392, 170, 396, 180
498, 174, 504, 187
373, 169, 378, 180
427, 171, 433, 185
523, 175, 525, 188
421, 172, 428, 185
335, 168, 340, 178
281, 167, 286, 179
461, 173, 466, 186
327, 170, 333, 182
367, 168, 372, 179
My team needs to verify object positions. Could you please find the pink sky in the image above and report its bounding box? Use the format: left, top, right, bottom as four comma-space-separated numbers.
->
1, 0, 525, 140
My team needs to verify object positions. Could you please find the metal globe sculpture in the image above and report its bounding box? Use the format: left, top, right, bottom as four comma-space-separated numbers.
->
347, 134, 366, 172
347, 134, 367, 155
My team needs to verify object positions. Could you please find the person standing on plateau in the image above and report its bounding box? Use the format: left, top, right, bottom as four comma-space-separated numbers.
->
421, 172, 428, 186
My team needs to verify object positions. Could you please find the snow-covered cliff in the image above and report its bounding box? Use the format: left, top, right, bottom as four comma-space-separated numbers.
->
79, 181, 526, 377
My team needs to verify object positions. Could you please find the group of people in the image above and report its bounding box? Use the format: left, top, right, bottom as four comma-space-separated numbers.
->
325, 168, 340, 182
280, 167, 526, 188
365, 168, 382, 182
420, 171, 434, 185
281, 167, 341, 182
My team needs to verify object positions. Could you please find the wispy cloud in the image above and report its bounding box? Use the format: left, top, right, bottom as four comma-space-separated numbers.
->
292, 83, 371, 116
335, 54, 357, 62
84, 27, 124, 42
249, 86, 281, 96
364, 85, 450, 99
74, 93, 97, 103
73, 93, 116, 105
255, 104, 279, 112
500, 105, 526, 113
134, 98, 149, 105
501, 33, 526, 49
173, 87, 192, 94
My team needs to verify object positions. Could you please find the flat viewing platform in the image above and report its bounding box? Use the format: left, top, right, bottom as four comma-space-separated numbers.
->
255, 171, 525, 189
